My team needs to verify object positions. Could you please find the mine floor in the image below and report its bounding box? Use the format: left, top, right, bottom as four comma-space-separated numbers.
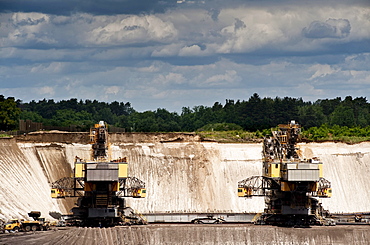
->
1, 224, 370, 245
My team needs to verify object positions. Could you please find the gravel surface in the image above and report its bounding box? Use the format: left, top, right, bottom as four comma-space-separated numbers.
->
1, 224, 370, 245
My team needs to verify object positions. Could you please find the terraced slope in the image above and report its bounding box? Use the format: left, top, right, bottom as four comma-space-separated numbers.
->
1, 132, 370, 222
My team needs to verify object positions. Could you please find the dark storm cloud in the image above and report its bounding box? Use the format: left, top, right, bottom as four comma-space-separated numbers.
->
303, 19, 351, 39
234, 18, 246, 31
2, 0, 369, 16
0, 0, 176, 15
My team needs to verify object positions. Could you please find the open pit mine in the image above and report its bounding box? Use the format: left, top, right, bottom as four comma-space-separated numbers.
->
1, 127, 370, 244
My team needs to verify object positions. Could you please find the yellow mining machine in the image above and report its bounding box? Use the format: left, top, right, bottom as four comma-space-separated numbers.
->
51, 121, 146, 227
4, 211, 50, 232
238, 120, 332, 226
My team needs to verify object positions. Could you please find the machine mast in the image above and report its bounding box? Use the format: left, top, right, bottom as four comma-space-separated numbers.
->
238, 121, 332, 226
51, 121, 146, 227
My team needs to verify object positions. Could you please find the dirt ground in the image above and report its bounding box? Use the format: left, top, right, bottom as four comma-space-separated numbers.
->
16, 131, 201, 144
1, 224, 369, 245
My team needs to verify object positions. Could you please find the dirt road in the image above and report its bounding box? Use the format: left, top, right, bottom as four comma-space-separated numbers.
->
1, 224, 369, 245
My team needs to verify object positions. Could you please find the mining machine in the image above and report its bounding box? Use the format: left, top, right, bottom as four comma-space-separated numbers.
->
4, 211, 50, 232
51, 121, 146, 227
238, 120, 332, 227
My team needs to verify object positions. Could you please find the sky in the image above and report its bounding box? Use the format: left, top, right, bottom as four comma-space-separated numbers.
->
1, 0, 370, 112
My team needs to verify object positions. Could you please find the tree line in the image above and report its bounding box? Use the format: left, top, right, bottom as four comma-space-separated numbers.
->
1, 94, 370, 138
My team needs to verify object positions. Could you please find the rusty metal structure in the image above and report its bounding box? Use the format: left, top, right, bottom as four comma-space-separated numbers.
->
51, 121, 146, 227
238, 120, 332, 226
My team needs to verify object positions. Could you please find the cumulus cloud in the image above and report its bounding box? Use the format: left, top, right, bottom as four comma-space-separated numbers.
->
309, 64, 339, 80
3, 13, 57, 47
303, 19, 351, 39
30, 62, 65, 73
214, 9, 288, 53
1, 2, 370, 112
11, 12, 49, 26
179, 45, 203, 56
343, 53, 370, 70
88, 15, 178, 46
38, 86, 55, 96
105, 86, 121, 95
152, 72, 186, 86
295, 83, 324, 97
1, 13, 177, 49
151, 44, 182, 57
203, 70, 240, 86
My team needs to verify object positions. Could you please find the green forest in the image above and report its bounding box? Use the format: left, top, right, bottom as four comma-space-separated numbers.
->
2, 93, 370, 142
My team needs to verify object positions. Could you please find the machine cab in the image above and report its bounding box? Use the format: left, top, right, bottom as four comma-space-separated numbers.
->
51, 188, 65, 198
238, 187, 252, 197
133, 188, 146, 198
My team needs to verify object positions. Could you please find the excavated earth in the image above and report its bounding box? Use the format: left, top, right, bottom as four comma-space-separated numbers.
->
1, 224, 370, 245
1, 131, 370, 244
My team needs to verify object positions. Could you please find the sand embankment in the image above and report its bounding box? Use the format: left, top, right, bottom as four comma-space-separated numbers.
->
0, 132, 369, 221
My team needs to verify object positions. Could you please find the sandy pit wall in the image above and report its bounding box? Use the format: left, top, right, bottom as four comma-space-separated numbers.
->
1, 131, 370, 221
